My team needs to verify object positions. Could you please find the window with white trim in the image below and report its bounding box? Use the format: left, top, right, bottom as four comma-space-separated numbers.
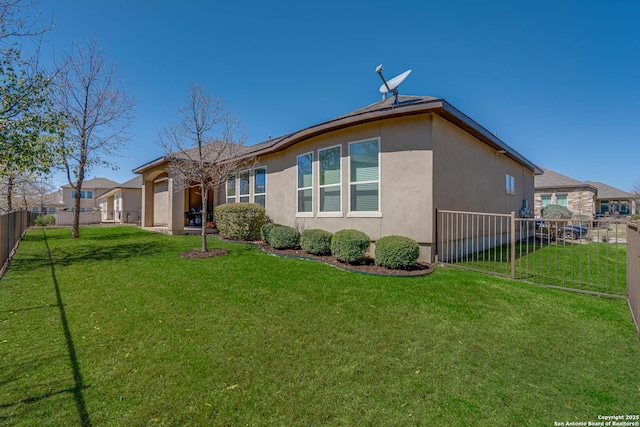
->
226, 176, 236, 203
239, 171, 250, 203
319, 145, 341, 213
254, 167, 266, 207
541, 194, 552, 208
297, 152, 313, 214
506, 174, 515, 195
349, 139, 379, 212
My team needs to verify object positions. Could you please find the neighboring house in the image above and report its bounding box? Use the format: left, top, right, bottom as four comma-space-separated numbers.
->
96, 176, 142, 224
61, 177, 120, 212
584, 181, 637, 216
134, 95, 541, 262
30, 190, 66, 214
534, 167, 636, 218
533, 167, 597, 218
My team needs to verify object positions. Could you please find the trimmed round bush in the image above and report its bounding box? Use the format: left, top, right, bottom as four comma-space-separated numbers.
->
215, 203, 266, 240
330, 229, 370, 263
268, 225, 301, 249
260, 222, 280, 242
374, 235, 420, 269
300, 229, 333, 255
542, 204, 573, 219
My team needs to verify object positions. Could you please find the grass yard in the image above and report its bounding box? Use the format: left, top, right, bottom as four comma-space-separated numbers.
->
1, 226, 639, 426
454, 240, 627, 296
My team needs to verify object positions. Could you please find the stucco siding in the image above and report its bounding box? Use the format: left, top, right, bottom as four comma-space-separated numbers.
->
431, 115, 534, 216
245, 116, 434, 249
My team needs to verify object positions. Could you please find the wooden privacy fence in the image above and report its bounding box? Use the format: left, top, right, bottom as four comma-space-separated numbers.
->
627, 222, 640, 339
437, 210, 628, 298
0, 210, 38, 275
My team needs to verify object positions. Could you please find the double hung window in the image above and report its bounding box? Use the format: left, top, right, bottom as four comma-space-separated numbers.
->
297, 152, 313, 214
349, 139, 379, 212
254, 167, 266, 207
319, 146, 341, 213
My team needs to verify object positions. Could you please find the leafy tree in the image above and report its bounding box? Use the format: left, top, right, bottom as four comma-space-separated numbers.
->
158, 83, 255, 252
54, 38, 135, 238
0, 0, 61, 182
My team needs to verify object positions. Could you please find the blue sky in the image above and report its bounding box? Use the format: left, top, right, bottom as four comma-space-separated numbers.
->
36, 0, 640, 192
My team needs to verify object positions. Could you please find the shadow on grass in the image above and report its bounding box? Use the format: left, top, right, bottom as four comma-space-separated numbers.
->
42, 229, 92, 427
9, 235, 169, 272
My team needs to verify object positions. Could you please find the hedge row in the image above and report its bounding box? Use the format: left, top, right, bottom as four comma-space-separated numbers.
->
262, 224, 420, 269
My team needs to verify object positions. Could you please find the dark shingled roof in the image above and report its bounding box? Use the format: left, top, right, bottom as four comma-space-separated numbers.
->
62, 177, 121, 189
585, 181, 633, 199
535, 167, 589, 189
134, 95, 541, 175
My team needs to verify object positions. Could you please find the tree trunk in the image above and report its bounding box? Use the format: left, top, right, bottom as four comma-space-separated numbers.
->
7, 176, 13, 212
72, 173, 84, 238
201, 184, 208, 252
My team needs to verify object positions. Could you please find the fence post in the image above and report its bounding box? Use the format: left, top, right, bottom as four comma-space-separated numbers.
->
510, 211, 516, 280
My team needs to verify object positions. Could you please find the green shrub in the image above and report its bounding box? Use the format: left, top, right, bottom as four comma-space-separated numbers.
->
35, 214, 55, 227
330, 229, 370, 263
260, 222, 281, 242
374, 235, 420, 269
215, 203, 266, 240
268, 225, 300, 249
633, 214, 640, 221
542, 204, 573, 219
300, 229, 333, 255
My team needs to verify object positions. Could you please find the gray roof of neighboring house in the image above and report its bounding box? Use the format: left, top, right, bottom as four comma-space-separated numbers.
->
134, 95, 542, 175
584, 181, 634, 200
535, 167, 633, 200
62, 177, 121, 189
119, 176, 142, 189
534, 167, 594, 190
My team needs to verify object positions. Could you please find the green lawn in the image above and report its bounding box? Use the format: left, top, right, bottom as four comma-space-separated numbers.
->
1, 226, 639, 426
454, 240, 627, 296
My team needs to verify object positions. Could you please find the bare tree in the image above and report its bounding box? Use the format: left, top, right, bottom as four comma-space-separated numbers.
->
54, 38, 135, 238
158, 84, 255, 252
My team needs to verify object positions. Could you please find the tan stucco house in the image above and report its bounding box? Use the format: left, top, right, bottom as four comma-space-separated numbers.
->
96, 176, 142, 224
61, 177, 120, 212
133, 96, 541, 262
534, 167, 636, 218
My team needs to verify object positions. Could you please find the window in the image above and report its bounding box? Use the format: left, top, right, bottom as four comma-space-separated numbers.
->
319, 145, 341, 213
32, 207, 39, 213
297, 152, 313, 214
254, 167, 266, 207
349, 139, 379, 212
239, 171, 250, 203
87, 191, 93, 199
71, 190, 76, 198
226, 176, 236, 203
541, 195, 552, 209
80, 191, 86, 198
506, 174, 515, 195
556, 194, 568, 207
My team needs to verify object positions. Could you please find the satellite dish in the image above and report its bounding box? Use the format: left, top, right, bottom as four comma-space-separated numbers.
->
379, 69, 412, 94
375, 64, 412, 104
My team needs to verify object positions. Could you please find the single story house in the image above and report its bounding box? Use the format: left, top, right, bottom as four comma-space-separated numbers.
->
534, 167, 636, 218
96, 176, 142, 224
584, 180, 636, 217
61, 177, 121, 212
134, 95, 541, 262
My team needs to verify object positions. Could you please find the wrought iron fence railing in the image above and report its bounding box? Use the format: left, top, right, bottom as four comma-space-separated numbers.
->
437, 210, 628, 297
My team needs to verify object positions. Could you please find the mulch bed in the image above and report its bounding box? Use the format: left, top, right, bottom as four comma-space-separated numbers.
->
258, 243, 433, 277
180, 248, 229, 259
